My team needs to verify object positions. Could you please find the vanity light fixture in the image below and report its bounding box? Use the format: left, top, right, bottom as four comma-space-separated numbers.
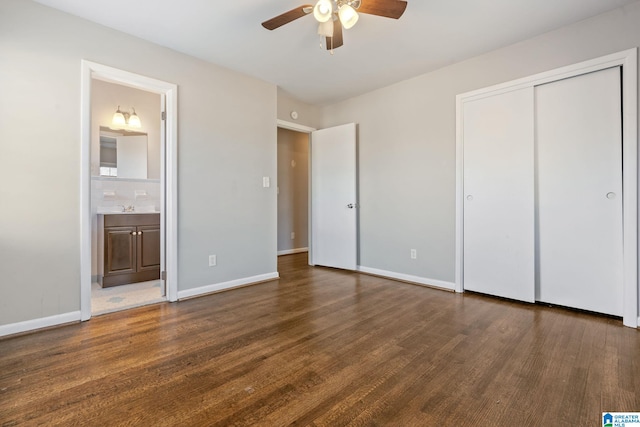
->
112, 106, 142, 128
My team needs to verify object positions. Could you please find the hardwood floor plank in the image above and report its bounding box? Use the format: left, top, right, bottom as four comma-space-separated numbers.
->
1, 253, 638, 426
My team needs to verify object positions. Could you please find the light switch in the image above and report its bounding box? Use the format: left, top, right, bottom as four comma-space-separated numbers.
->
263, 176, 270, 188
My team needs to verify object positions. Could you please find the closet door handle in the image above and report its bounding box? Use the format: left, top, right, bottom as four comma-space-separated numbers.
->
606, 192, 616, 199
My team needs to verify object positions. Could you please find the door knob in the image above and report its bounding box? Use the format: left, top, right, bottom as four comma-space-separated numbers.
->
347, 203, 356, 209
606, 192, 616, 200
466, 195, 474, 201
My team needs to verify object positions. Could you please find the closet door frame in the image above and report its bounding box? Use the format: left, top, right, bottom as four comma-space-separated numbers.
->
455, 48, 638, 328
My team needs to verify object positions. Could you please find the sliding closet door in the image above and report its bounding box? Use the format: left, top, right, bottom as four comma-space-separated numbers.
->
463, 88, 535, 302
535, 67, 623, 316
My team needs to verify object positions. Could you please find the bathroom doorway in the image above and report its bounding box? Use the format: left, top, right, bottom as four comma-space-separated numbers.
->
90, 80, 164, 315
80, 61, 178, 321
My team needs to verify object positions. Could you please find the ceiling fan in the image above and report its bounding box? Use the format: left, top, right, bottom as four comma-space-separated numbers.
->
262, 0, 408, 52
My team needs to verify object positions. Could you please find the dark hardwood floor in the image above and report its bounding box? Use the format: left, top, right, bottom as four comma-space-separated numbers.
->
1, 253, 638, 426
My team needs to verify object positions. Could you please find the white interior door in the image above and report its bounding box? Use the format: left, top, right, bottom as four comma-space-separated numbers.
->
535, 67, 623, 316
463, 87, 535, 302
311, 123, 357, 270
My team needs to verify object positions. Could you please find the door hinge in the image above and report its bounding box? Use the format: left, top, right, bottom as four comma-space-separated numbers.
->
161, 271, 166, 280
161, 111, 166, 121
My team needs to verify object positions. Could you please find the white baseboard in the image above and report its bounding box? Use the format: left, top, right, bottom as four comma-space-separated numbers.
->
278, 247, 309, 256
357, 266, 455, 291
0, 311, 81, 338
177, 272, 280, 300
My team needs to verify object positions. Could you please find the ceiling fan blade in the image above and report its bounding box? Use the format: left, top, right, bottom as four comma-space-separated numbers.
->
358, 0, 407, 19
262, 5, 314, 30
326, 21, 344, 50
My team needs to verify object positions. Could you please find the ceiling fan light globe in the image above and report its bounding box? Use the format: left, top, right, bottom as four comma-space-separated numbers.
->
338, 4, 358, 29
317, 20, 334, 37
313, 0, 333, 23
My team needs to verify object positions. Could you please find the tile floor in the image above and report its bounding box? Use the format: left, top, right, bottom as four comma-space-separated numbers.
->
91, 280, 166, 316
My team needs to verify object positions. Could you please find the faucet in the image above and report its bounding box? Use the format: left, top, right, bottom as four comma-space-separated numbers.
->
117, 205, 135, 212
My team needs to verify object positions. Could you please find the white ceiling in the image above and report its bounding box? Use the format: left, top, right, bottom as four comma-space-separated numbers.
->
34, 0, 635, 106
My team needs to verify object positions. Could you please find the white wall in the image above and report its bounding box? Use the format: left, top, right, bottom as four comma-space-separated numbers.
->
277, 88, 321, 129
320, 1, 640, 295
0, 0, 277, 327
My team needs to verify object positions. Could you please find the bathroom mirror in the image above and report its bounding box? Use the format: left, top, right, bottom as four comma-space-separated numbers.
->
99, 126, 148, 179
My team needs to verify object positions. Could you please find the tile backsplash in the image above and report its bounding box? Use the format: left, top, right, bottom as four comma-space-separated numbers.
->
91, 177, 160, 213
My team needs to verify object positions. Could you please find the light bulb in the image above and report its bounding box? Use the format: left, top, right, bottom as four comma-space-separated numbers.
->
338, 4, 358, 29
128, 108, 141, 128
112, 106, 126, 126
313, 0, 333, 23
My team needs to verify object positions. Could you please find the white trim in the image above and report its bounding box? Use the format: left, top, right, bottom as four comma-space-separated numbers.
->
455, 49, 638, 328
177, 272, 280, 300
278, 247, 309, 256
277, 119, 317, 133
357, 266, 455, 291
80, 61, 179, 323
80, 62, 92, 321
0, 312, 81, 338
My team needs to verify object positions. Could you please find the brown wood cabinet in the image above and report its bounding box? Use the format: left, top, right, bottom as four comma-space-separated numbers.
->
99, 213, 160, 287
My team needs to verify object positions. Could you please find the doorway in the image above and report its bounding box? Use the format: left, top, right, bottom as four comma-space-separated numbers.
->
90, 79, 165, 315
277, 127, 310, 258
276, 120, 314, 269
276, 119, 358, 271
80, 61, 178, 321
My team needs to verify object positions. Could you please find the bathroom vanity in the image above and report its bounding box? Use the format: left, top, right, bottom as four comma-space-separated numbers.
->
98, 213, 160, 287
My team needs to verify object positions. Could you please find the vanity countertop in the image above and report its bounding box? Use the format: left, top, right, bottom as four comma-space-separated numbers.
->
97, 209, 159, 215
98, 212, 159, 215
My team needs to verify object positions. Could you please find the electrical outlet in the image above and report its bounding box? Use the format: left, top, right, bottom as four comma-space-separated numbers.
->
291, 232, 295, 240
410, 249, 417, 259
209, 254, 217, 267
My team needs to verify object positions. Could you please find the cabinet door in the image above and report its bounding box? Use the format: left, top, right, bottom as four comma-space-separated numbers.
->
105, 226, 137, 275
463, 87, 535, 302
137, 225, 161, 271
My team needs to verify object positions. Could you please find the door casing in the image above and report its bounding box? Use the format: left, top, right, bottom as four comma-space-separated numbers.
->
80, 61, 179, 320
